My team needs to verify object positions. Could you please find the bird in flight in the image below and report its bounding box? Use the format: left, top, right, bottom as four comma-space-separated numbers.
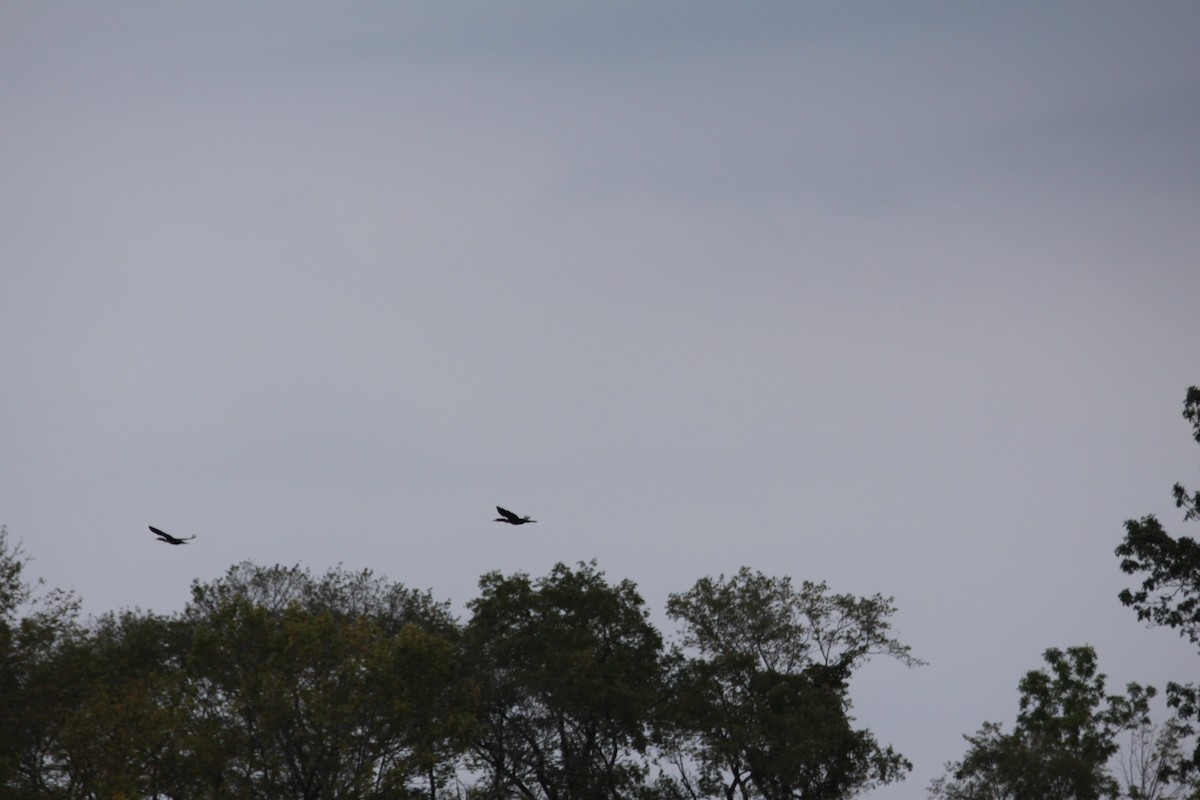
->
149, 525, 196, 545
494, 506, 536, 525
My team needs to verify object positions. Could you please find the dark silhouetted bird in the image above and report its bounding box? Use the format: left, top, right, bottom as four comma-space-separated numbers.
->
494, 506, 536, 525
149, 525, 195, 545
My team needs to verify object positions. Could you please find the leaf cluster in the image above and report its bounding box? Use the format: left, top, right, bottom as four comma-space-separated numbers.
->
1116, 387, 1200, 644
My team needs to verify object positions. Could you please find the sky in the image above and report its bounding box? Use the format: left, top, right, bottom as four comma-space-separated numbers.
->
3, 2, 1200, 795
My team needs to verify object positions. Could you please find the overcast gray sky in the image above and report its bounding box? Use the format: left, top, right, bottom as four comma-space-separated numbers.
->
3, 2, 1200, 795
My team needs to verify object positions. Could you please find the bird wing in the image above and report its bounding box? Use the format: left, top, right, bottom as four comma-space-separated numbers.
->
496, 506, 519, 522
149, 525, 182, 544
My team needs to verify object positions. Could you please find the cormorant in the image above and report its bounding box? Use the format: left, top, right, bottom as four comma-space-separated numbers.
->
149, 525, 196, 545
494, 506, 536, 525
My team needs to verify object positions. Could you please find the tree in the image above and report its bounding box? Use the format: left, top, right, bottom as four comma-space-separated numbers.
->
659, 567, 921, 800
463, 560, 665, 800
1116, 385, 1200, 777
1117, 717, 1198, 800
1116, 386, 1200, 642
38, 609, 189, 799
929, 646, 1153, 800
176, 562, 473, 799
0, 525, 84, 798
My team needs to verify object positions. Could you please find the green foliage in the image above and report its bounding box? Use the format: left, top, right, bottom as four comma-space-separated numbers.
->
929, 646, 1154, 800
660, 567, 920, 800
41, 611, 186, 798
1117, 514, 1200, 645
1115, 385, 1200, 783
0, 534, 923, 800
1117, 386, 1200, 644
667, 568, 922, 673
0, 552, 476, 800
178, 563, 472, 800
0, 525, 84, 799
464, 560, 664, 800
1175, 386, 1200, 523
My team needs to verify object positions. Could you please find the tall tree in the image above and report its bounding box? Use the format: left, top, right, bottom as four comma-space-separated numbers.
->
0, 526, 84, 799
1116, 385, 1200, 777
929, 646, 1153, 800
177, 562, 472, 800
464, 560, 664, 800
659, 567, 921, 800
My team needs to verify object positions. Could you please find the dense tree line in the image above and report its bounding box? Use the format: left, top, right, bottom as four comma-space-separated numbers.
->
3, 387, 1199, 800
0, 533, 920, 800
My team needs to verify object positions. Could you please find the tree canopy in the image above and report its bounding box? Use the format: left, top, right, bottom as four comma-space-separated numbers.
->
464, 561, 664, 799
4, 385, 1197, 799
0, 538, 918, 800
657, 568, 921, 800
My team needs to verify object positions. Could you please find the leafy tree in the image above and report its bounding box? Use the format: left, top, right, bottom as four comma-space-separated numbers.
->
0, 525, 84, 798
176, 562, 472, 800
464, 560, 664, 800
1116, 385, 1200, 777
1116, 385, 1200, 642
38, 610, 188, 799
929, 646, 1153, 800
659, 567, 921, 800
